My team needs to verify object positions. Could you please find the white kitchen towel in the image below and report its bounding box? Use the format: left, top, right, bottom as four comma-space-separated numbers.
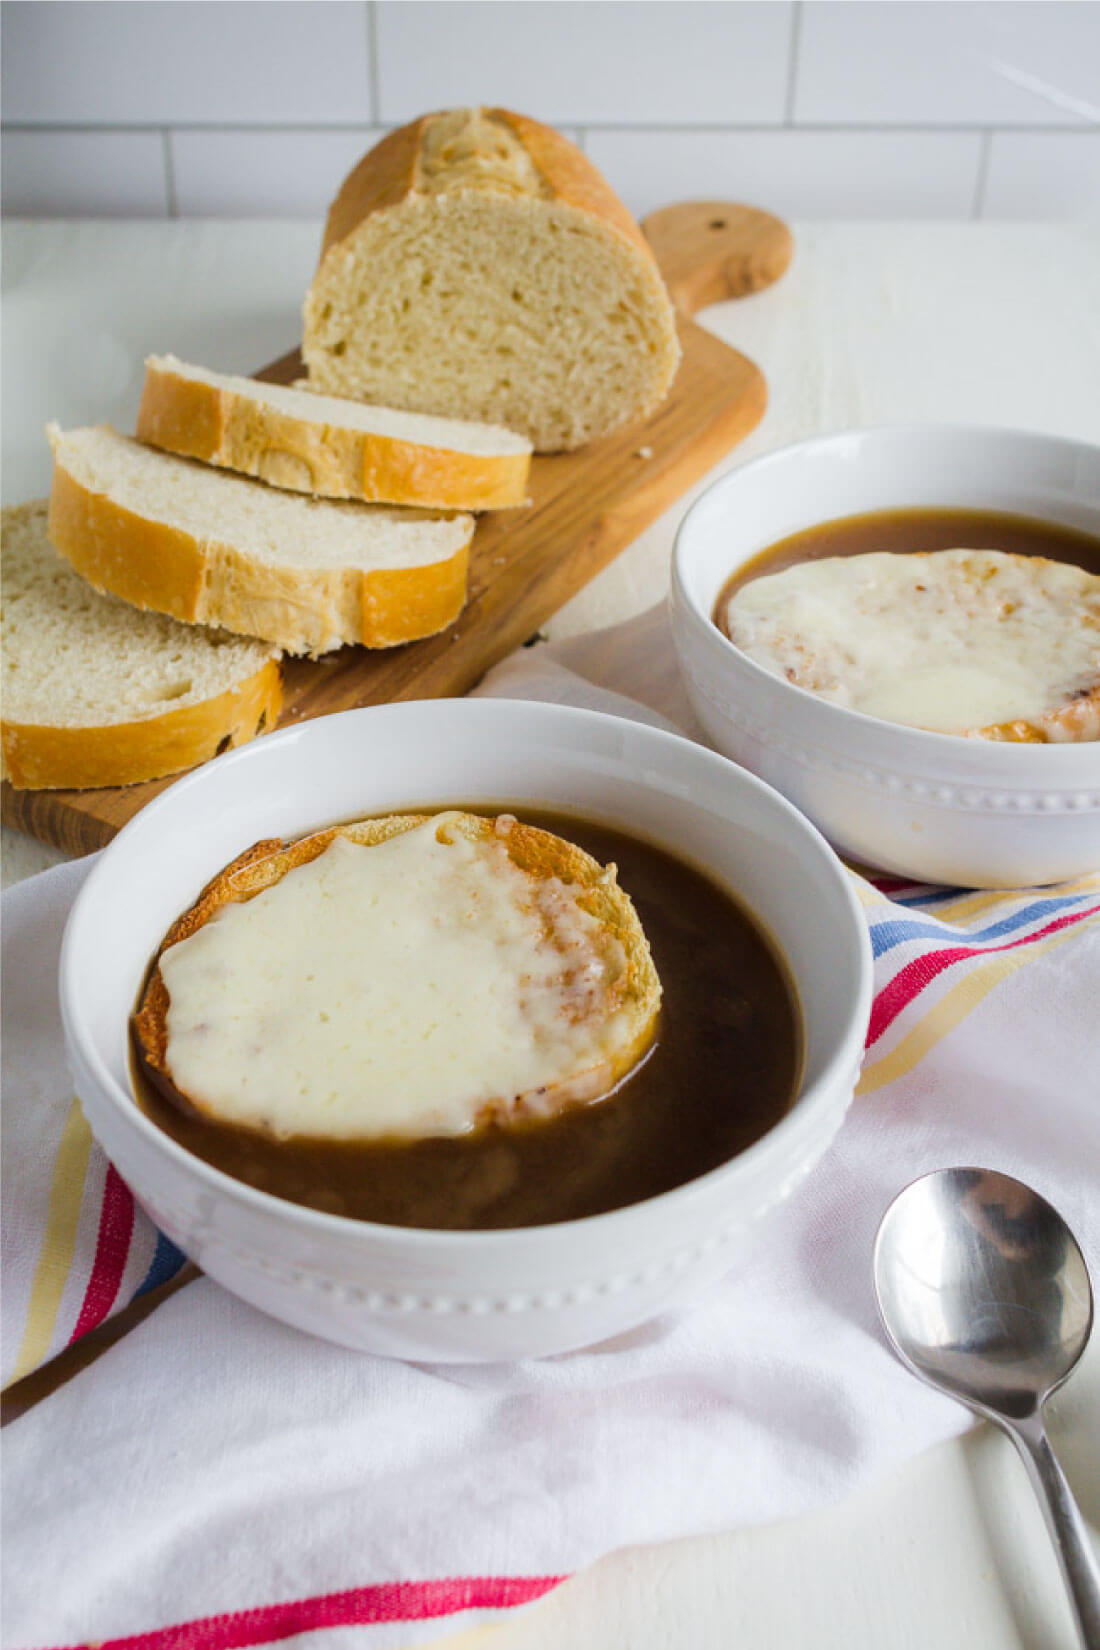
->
3, 607, 1098, 1650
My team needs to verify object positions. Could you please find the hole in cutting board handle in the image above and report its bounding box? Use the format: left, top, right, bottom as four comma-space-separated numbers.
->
640, 202, 793, 314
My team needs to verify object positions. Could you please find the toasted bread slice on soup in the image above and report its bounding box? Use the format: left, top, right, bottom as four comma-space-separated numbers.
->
723, 548, 1099, 742
134, 811, 662, 1144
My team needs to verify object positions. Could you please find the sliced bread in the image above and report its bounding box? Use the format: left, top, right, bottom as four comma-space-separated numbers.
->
47, 424, 474, 656
133, 809, 662, 1142
137, 355, 532, 511
302, 108, 681, 452
1, 500, 282, 790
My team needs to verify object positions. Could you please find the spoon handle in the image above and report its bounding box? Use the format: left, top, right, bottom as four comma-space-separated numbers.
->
1008, 1412, 1100, 1650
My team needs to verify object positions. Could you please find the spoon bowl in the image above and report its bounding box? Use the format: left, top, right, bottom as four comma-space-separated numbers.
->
874, 1166, 1094, 1421
874, 1168, 1099, 1649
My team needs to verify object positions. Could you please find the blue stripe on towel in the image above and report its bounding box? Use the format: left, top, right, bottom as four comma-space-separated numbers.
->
135, 1230, 188, 1298
869, 893, 1092, 958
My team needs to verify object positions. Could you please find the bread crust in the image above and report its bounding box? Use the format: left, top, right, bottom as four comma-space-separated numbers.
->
136, 360, 532, 511
49, 456, 207, 623
489, 108, 653, 260
1, 658, 282, 789
48, 435, 472, 656
134, 812, 662, 1140
318, 108, 657, 271
320, 119, 426, 259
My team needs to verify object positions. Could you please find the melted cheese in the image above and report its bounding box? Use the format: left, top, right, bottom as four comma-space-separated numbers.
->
158, 816, 635, 1142
723, 549, 1099, 736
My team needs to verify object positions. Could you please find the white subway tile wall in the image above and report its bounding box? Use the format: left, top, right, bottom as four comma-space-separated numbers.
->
1, 129, 169, 217
374, 3, 794, 126
171, 129, 385, 219
1, 2, 374, 125
584, 129, 985, 222
3, 1, 1098, 221
794, 3, 1100, 127
983, 133, 1100, 219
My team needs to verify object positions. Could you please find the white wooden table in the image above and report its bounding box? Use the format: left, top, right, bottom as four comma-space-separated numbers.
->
3, 217, 1098, 1646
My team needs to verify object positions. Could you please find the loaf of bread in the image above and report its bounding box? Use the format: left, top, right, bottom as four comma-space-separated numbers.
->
303, 108, 681, 452
137, 355, 532, 511
134, 809, 662, 1142
47, 424, 474, 656
1, 501, 281, 790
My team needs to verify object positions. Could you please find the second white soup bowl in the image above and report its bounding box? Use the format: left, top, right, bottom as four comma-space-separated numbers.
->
61, 700, 871, 1363
671, 426, 1100, 888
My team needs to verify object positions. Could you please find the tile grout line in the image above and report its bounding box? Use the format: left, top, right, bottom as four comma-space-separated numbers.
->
2, 120, 1097, 137
784, 1, 803, 127
366, 1, 381, 127
161, 127, 177, 218
972, 130, 993, 220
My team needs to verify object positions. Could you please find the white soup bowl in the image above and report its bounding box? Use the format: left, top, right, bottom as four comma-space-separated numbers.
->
671, 426, 1100, 888
61, 699, 871, 1362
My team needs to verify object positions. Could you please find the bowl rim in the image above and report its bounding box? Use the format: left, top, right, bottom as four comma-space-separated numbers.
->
60, 698, 873, 1250
671, 422, 1100, 770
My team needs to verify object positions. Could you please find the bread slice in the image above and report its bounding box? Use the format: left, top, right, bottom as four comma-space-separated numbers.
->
303, 107, 681, 452
47, 424, 474, 656
133, 810, 662, 1143
1, 500, 281, 790
137, 355, 532, 511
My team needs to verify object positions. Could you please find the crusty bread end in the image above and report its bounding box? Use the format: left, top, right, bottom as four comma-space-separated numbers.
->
304, 108, 681, 452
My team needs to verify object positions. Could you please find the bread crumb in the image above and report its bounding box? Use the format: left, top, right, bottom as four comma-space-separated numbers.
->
635, 445, 654, 460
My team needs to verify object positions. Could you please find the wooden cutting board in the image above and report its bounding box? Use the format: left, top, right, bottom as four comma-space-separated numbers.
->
2, 202, 792, 855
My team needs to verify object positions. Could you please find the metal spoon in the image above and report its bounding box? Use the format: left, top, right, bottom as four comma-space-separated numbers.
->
874, 1167, 1100, 1649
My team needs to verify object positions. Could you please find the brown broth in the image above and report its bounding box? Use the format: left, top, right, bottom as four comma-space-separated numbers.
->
715, 507, 1100, 623
132, 812, 801, 1230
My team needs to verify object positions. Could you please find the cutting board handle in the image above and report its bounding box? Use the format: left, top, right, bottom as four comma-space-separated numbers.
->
641, 201, 792, 317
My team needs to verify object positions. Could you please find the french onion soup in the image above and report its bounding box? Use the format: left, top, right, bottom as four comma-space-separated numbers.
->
131, 809, 801, 1230
716, 509, 1100, 742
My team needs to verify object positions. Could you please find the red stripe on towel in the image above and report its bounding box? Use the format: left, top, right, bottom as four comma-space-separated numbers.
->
32, 1575, 566, 1650
867, 902, 1100, 1048
69, 1163, 135, 1342
867, 876, 916, 895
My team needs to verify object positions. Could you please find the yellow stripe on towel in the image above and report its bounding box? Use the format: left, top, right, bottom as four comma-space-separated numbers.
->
915, 876, 1100, 928
850, 874, 1100, 928
7, 1098, 94, 1387
857, 922, 1085, 1097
